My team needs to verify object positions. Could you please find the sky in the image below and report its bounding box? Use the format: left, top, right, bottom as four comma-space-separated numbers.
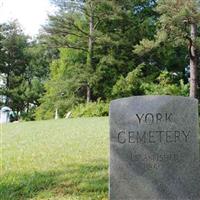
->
0, 0, 55, 36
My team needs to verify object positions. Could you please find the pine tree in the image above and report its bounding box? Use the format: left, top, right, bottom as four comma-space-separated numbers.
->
45, 0, 115, 102
0, 21, 29, 112
134, 0, 200, 98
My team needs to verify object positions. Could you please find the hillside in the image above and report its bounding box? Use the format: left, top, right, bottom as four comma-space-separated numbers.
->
0, 117, 109, 200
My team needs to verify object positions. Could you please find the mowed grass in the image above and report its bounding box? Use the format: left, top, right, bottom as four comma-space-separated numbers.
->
0, 117, 109, 200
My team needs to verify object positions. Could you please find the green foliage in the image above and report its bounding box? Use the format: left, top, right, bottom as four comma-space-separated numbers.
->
25, 42, 50, 80
142, 71, 189, 96
134, 31, 168, 55
0, 21, 29, 111
134, 0, 200, 54
72, 100, 109, 117
112, 65, 145, 98
21, 107, 37, 121
0, 21, 51, 119
35, 48, 86, 120
1, 1, 197, 121
44, 0, 158, 103
35, 103, 54, 120
133, 0, 200, 98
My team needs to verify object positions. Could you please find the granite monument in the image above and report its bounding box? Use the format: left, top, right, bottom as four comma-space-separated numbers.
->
110, 96, 200, 200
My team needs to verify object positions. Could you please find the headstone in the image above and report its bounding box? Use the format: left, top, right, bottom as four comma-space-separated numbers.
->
55, 108, 58, 120
65, 111, 72, 118
110, 96, 200, 200
0, 106, 12, 123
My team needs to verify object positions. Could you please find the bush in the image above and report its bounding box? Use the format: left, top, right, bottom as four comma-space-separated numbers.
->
112, 65, 144, 98
35, 104, 54, 120
142, 80, 189, 96
21, 107, 36, 121
35, 94, 80, 120
72, 100, 109, 117
141, 71, 189, 96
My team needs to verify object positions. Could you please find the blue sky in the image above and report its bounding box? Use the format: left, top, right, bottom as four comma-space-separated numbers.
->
0, 0, 55, 36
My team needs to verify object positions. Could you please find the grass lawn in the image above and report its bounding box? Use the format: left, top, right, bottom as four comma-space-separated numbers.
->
0, 117, 109, 200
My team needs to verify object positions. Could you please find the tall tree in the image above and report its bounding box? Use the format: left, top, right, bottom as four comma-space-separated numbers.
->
134, 0, 200, 98
0, 21, 51, 119
46, 0, 116, 102
0, 21, 29, 112
21, 40, 51, 118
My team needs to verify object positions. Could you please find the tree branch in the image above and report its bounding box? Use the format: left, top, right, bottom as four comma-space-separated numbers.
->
185, 36, 195, 60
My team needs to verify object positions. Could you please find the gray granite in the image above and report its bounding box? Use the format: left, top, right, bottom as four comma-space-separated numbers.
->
109, 96, 200, 200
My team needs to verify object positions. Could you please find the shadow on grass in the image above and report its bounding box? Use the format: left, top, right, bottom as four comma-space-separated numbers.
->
0, 162, 108, 200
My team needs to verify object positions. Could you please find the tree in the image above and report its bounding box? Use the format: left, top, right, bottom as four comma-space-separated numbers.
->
95, 0, 158, 98
41, 0, 158, 108
35, 48, 86, 119
0, 21, 29, 112
20, 41, 51, 119
0, 21, 51, 119
134, 0, 200, 98
46, 0, 119, 102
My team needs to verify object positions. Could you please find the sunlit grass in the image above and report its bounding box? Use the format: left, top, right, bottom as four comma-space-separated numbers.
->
0, 117, 109, 200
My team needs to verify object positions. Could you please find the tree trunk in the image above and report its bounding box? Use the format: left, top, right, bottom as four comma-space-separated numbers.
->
86, 84, 91, 103
5, 72, 10, 105
189, 23, 198, 98
86, 3, 94, 103
88, 13, 94, 66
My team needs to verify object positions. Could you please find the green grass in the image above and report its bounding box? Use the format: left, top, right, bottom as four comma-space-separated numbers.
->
0, 117, 109, 200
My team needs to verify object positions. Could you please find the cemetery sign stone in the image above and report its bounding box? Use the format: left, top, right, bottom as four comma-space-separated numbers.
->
109, 96, 200, 200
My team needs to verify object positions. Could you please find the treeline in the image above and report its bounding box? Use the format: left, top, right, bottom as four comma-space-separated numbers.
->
0, 0, 199, 120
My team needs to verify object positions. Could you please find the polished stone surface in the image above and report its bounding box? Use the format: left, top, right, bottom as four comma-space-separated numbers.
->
109, 96, 200, 200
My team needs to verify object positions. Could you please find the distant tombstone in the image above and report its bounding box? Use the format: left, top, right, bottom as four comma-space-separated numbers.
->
0, 106, 12, 123
65, 111, 72, 118
109, 96, 200, 200
55, 109, 58, 120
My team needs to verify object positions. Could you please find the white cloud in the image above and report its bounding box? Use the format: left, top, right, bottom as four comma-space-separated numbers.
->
0, 0, 55, 36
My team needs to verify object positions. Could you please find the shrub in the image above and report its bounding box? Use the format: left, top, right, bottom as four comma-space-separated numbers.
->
72, 100, 109, 117
21, 107, 36, 121
112, 65, 144, 98
35, 104, 54, 120
142, 76, 189, 96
